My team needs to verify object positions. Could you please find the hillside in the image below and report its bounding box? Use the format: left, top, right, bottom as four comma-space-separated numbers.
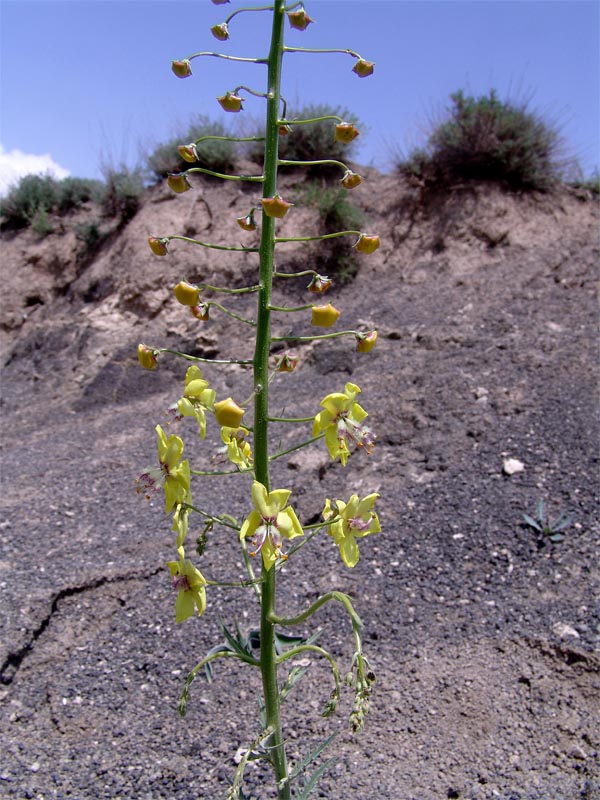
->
1, 170, 599, 800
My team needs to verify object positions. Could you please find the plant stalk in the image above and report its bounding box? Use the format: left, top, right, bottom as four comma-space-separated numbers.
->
253, 3, 291, 798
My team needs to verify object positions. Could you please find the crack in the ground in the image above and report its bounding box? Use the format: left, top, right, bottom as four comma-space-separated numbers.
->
0, 567, 162, 685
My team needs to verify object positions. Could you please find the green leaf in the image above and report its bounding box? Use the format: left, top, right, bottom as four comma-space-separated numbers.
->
295, 757, 337, 800
522, 513, 542, 532
279, 665, 309, 704
290, 733, 337, 781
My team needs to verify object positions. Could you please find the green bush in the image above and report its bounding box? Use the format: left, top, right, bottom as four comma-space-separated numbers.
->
397, 90, 566, 191
298, 183, 364, 282
0, 174, 59, 229
101, 166, 144, 220
58, 177, 105, 212
249, 103, 363, 174
147, 115, 237, 179
30, 208, 55, 238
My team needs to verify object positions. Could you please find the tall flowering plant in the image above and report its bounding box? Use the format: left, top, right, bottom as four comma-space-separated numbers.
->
137, 3, 381, 797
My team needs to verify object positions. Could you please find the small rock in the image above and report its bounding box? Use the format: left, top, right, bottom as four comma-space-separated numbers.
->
503, 457, 525, 475
569, 744, 587, 760
552, 622, 580, 639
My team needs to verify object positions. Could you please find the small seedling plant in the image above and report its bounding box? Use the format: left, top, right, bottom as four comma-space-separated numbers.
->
137, 3, 380, 797
522, 499, 573, 544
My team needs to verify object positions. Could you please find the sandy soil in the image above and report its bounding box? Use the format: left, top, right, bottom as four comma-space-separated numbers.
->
1, 171, 599, 800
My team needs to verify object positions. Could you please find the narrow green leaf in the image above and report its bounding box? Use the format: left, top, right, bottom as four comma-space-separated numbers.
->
290, 733, 337, 781
295, 757, 337, 800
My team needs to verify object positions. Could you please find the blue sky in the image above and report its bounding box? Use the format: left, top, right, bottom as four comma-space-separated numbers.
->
0, 0, 598, 194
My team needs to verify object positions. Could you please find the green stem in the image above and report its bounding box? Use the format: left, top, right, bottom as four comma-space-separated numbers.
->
198, 283, 260, 294
269, 433, 324, 462
269, 590, 363, 630
162, 235, 258, 252
194, 135, 265, 145
267, 303, 312, 312
283, 46, 361, 59
267, 415, 314, 423
225, 4, 275, 25
206, 301, 256, 326
186, 166, 264, 182
271, 330, 359, 343
278, 158, 349, 172
157, 347, 253, 365
275, 230, 360, 243
277, 114, 344, 126
254, 4, 291, 798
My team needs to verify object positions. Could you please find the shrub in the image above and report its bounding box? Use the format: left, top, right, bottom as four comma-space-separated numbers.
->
249, 103, 363, 174
57, 177, 105, 213
147, 115, 237, 179
0, 174, 59, 229
75, 220, 105, 254
30, 208, 55, 238
298, 183, 364, 282
101, 166, 144, 220
397, 90, 566, 191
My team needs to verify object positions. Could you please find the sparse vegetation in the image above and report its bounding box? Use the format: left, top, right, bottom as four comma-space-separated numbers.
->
99, 166, 144, 222
298, 183, 365, 282
250, 103, 363, 175
0, 174, 61, 229
146, 115, 237, 179
397, 90, 567, 192
522, 499, 573, 543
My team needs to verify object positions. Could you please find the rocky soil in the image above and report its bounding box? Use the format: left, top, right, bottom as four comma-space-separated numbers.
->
0, 169, 599, 800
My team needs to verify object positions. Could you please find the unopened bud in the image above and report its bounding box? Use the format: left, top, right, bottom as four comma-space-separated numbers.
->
148, 237, 169, 256
237, 210, 257, 231
171, 59, 192, 79
334, 123, 360, 144
174, 280, 200, 306
341, 170, 362, 189
217, 92, 244, 112
352, 59, 375, 78
211, 22, 229, 41
167, 173, 192, 193
177, 143, 198, 163
190, 303, 210, 321
214, 397, 245, 427
261, 195, 293, 218
354, 234, 380, 254
137, 344, 158, 370
356, 330, 378, 352
311, 303, 341, 328
274, 351, 299, 372
278, 124, 293, 136
307, 274, 332, 293
287, 8, 314, 30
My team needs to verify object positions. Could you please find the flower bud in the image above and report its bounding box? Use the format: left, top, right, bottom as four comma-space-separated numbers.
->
334, 123, 360, 144
177, 143, 198, 163
341, 170, 362, 189
356, 331, 378, 352
190, 304, 210, 321
137, 344, 158, 370
217, 92, 244, 112
274, 351, 299, 372
148, 237, 169, 256
287, 8, 314, 30
261, 195, 293, 218
174, 280, 201, 306
307, 274, 332, 293
311, 303, 341, 328
211, 22, 229, 41
278, 124, 293, 136
214, 397, 245, 428
167, 173, 192, 193
354, 234, 380, 254
352, 59, 375, 78
237, 210, 257, 231
171, 59, 192, 78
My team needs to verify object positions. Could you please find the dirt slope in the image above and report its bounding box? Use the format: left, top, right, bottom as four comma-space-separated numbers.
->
1, 171, 599, 800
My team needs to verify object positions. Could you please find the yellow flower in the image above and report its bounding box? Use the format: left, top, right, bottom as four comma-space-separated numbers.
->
137, 344, 158, 370
323, 494, 380, 568
261, 195, 293, 218
211, 22, 229, 41
167, 545, 207, 622
217, 92, 244, 112
311, 303, 341, 328
352, 59, 375, 78
148, 237, 169, 256
220, 426, 253, 469
353, 234, 380, 254
173, 280, 201, 307
341, 170, 362, 189
287, 8, 314, 30
136, 425, 190, 512
240, 482, 304, 570
356, 331, 378, 353
214, 397, 245, 428
313, 382, 375, 466
177, 143, 198, 163
176, 366, 216, 438
171, 59, 192, 78
334, 123, 360, 144
167, 173, 192, 193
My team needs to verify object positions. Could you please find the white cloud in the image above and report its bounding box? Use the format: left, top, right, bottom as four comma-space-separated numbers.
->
0, 144, 70, 197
